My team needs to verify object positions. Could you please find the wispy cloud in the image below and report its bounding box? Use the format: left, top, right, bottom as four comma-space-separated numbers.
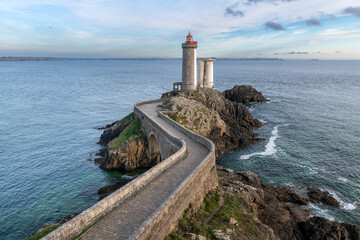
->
246, 0, 297, 5
224, 3, 244, 17
265, 21, 286, 30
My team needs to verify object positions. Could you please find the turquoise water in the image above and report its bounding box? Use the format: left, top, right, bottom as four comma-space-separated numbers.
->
0, 60, 359, 239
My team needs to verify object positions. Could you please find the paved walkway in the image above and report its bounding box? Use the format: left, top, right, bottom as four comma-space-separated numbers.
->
80, 102, 209, 240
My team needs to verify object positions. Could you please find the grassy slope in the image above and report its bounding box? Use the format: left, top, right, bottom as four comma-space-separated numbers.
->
108, 119, 145, 150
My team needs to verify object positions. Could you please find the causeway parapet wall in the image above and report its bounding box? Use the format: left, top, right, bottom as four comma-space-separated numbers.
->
42, 100, 186, 240
41, 98, 217, 240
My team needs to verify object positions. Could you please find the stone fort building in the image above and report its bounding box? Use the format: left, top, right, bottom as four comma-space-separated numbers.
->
173, 32, 215, 92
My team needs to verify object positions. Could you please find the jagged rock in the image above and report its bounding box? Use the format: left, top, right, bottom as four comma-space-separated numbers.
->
235, 171, 261, 187
186, 233, 206, 240
217, 167, 309, 240
307, 186, 341, 207
263, 184, 309, 205
214, 229, 231, 240
223, 85, 269, 104
162, 97, 227, 139
163, 88, 264, 155
299, 217, 360, 240
99, 138, 159, 171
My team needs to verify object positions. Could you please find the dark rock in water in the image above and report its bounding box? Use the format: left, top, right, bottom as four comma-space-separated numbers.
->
94, 158, 103, 164
299, 217, 360, 240
98, 180, 131, 200
98, 113, 135, 145
307, 186, 340, 207
223, 85, 269, 104
96, 149, 106, 157
264, 183, 309, 205
56, 212, 80, 224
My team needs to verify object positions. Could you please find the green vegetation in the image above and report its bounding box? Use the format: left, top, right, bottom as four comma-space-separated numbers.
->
190, 91, 200, 97
108, 119, 145, 149
117, 112, 134, 124
26, 224, 61, 240
167, 188, 264, 240
193, 119, 201, 128
170, 115, 188, 125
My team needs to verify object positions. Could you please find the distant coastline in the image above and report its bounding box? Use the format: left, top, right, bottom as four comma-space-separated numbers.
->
0, 57, 284, 61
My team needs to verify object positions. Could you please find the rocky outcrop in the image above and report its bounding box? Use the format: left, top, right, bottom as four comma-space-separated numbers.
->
307, 186, 341, 207
162, 97, 227, 138
223, 85, 269, 104
100, 138, 160, 171
169, 166, 360, 240
96, 113, 160, 171
162, 87, 264, 155
299, 217, 360, 240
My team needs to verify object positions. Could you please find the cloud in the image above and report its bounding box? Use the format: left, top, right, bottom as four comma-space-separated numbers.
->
224, 3, 244, 17
344, 7, 360, 17
305, 17, 321, 26
336, 51, 341, 53
264, 21, 286, 30
274, 51, 308, 55
246, 0, 297, 4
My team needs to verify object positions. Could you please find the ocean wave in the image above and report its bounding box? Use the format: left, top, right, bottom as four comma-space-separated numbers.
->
308, 167, 327, 175
337, 176, 349, 183
240, 125, 279, 160
306, 203, 335, 221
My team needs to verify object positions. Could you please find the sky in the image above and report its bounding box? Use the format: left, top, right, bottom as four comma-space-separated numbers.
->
1, 0, 360, 59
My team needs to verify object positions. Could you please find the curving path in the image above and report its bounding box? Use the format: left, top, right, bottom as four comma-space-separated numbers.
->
79, 101, 210, 239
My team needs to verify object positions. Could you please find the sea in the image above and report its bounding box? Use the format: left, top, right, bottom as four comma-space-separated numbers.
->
0, 59, 359, 239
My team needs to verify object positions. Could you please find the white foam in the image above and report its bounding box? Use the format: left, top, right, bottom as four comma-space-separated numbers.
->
343, 202, 357, 210
240, 126, 279, 160
122, 175, 136, 180
337, 176, 349, 183
259, 119, 268, 123
306, 203, 335, 221
325, 189, 357, 211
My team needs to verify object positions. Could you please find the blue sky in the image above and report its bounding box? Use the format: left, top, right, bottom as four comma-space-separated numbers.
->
1, 0, 360, 59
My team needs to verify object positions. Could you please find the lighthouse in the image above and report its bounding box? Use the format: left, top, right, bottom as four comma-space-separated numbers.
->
181, 32, 197, 91
172, 32, 215, 92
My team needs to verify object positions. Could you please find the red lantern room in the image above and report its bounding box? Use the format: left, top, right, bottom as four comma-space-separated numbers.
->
185, 32, 197, 44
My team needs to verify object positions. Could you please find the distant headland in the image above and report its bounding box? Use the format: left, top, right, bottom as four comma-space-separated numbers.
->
0, 56, 283, 61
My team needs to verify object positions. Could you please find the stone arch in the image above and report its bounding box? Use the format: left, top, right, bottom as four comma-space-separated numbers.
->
148, 134, 161, 164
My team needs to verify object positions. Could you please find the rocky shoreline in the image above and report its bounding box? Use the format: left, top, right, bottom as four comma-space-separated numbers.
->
167, 166, 359, 240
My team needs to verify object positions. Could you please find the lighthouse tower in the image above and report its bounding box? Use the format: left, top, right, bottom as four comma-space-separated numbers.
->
181, 32, 197, 91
